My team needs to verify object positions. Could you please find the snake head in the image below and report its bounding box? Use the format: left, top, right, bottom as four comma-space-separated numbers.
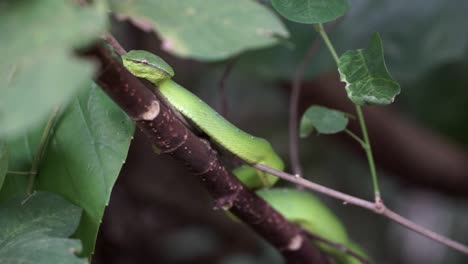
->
122, 50, 174, 84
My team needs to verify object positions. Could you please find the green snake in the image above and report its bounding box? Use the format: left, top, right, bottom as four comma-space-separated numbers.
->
122, 50, 283, 189
121, 50, 367, 263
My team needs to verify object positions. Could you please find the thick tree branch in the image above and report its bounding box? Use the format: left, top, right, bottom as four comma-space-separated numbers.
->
80, 38, 328, 263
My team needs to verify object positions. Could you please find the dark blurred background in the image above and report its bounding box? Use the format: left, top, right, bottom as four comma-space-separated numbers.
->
93, 1, 468, 263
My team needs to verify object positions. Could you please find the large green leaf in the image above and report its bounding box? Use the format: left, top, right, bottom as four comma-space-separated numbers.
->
0, 84, 135, 256
0, 141, 7, 190
338, 33, 400, 105
300, 105, 349, 137
37, 84, 135, 256
0, 191, 86, 264
0, 0, 108, 139
110, 0, 288, 60
270, 0, 349, 23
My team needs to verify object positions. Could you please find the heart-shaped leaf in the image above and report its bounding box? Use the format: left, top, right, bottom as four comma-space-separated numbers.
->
338, 33, 400, 105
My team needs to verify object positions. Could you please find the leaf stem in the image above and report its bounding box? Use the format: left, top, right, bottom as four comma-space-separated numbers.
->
316, 21, 382, 201
344, 129, 365, 147
26, 106, 60, 195
355, 105, 381, 199
314, 23, 339, 65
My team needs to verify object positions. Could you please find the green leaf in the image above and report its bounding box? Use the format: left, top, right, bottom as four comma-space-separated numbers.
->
270, 0, 349, 24
0, 83, 135, 256
300, 105, 348, 137
257, 188, 349, 255
0, 191, 87, 264
109, 0, 288, 60
37, 84, 135, 256
0, 0, 108, 139
338, 33, 400, 105
0, 141, 7, 190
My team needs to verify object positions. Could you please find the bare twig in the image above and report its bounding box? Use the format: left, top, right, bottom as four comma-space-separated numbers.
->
218, 57, 238, 118
289, 19, 344, 178
289, 34, 321, 177
253, 163, 468, 255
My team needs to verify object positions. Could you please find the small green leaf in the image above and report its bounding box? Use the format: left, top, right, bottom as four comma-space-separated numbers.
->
338, 33, 400, 105
109, 0, 288, 60
0, 191, 87, 264
0, 141, 7, 190
270, 0, 349, 24
300, 105, 348, 137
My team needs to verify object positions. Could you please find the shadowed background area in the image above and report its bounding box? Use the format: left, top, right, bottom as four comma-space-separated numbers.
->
92, 1, 468, 263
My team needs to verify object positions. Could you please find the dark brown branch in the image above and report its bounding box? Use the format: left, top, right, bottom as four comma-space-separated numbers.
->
80, 38, 329, 263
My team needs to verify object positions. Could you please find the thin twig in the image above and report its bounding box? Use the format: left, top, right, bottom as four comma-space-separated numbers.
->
289, 34, 321, 177
26, 106, 61, 195
305, 232, 371, 264
218, 57, 238, 118
253, 163, 468, 255
289, 19, 343, 178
